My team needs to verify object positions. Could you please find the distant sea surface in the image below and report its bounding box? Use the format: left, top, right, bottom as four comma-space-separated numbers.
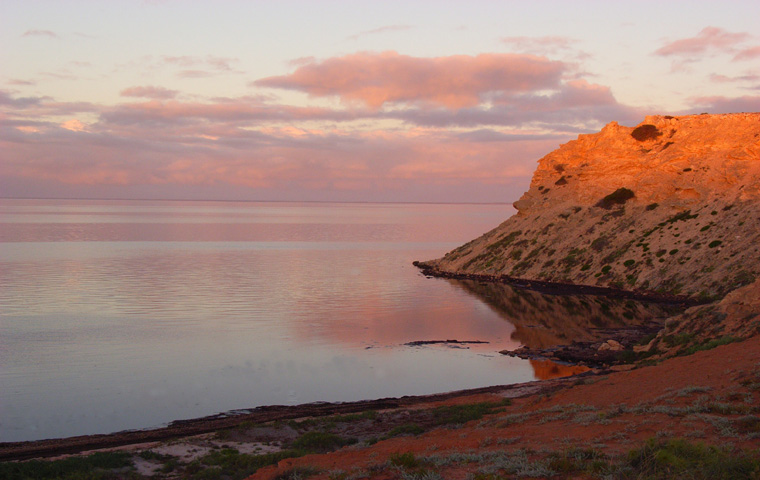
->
0, 199, 535, 442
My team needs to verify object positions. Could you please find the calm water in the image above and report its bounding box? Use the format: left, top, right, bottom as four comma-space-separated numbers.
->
1, 199, 539, 442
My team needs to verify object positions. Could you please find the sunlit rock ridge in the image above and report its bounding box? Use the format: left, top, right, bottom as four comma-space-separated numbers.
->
423, 113, 760, 300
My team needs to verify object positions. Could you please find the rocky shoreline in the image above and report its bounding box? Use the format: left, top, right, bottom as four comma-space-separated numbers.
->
0, 377, 578, 462
412, 261, 702, 306
500, 322, 663, 366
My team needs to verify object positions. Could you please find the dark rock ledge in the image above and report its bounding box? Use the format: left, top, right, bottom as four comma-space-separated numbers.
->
412, 261, 702, 307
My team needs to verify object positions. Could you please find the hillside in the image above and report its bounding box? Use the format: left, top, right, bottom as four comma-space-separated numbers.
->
420, 113, 760, 300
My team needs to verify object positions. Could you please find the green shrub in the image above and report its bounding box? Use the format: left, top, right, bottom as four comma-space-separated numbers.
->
646, 202, 659, 211
385, 423, 425, 438
591, 236, 610, 251
708, 240, 722, 248
596, 188, 635, 209
631, 124, 662, 141
0, 451, 133, 480
432, 400, 509, 425
389, 452, 419, 469
291, 432, 357, 453
666, 210, 698, 223
681, 336, 739, 356
487, 230, 522, 251
625, 438, 760, 479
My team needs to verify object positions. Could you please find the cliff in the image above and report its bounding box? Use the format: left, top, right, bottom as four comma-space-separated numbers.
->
422, 113, 760, 300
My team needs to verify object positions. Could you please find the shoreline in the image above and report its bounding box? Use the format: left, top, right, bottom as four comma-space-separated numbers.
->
0, 375, 583, 462
412, 261, 704, 306
2, 273, 687, 462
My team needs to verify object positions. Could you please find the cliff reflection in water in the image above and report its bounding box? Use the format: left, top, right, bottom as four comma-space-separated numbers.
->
450, 279, 682, 349
530, 359, 591, 380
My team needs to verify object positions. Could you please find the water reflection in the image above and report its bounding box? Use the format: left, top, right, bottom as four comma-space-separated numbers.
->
449, 279, 681, 349
2, 199, 537, 442
530, 359, 590, 380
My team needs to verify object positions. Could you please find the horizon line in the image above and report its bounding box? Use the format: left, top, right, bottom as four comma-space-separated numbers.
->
0, 196, 516, 207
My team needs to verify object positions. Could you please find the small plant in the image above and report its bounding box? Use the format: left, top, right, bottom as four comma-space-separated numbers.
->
0, 452, 134, 480
432, 400, 509, 425
389, 452, 420, 469
591, 236, 610, 251
708, 240, 722, 248
646, 202, 659, 211
385, 424, 426, 438
631, 124, 662, 141
291, 432, 357, 453
667, 210, 698, 223
596, 188, 635, 209
486, 230, 522, 251
274, 466, 322, 480
624, 438, 760, 479
681, 336, 739, 356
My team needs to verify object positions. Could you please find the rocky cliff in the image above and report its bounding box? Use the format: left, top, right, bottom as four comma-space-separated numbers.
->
421, 113, 760, 300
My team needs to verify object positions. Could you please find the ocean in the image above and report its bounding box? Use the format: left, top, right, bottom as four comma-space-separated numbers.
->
0, 199, 537, 442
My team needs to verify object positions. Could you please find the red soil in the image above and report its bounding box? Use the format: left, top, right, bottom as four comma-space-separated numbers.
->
249, 335, 760, 479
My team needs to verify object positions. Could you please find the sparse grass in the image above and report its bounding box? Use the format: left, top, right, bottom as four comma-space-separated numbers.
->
622, 438, 760, 479
432, 400, 510, 426
188, 448, 305, 480
666, 210, 698, 223
274, 466, 321, 480
291, 432, 357, 453
384, 423, 426, 438
486, 230, 522, 251
680, 336, 739, 356
330, 410, 378, 423
0, 451, 134, 480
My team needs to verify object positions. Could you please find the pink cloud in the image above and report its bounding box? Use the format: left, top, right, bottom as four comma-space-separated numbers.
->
22, 29, 58, 38
120, 86, 178, 99
254, 51, 565, 109
690, 95, 760, 113
1, 109, 559, 203
655, 27, 751, 57
501, 35, 582, 57
7, 79, 36, 86
347, 25, 412, 41
710, 73, 760, 83
734, 46, 760, 61
100, 98, 359, 125
162, 55, 237, 72
392, 80, 642, 130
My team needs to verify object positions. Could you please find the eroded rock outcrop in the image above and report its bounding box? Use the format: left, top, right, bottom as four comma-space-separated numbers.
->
422, 113, 760, 300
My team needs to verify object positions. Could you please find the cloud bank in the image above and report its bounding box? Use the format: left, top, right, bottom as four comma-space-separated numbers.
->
4, 45, 759, 203
255, 52, 566, 109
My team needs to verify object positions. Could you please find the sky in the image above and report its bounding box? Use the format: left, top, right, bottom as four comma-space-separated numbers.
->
2, 0, 759, 203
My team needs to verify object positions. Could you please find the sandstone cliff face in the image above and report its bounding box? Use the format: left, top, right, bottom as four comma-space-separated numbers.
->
426, 113, 760, 299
